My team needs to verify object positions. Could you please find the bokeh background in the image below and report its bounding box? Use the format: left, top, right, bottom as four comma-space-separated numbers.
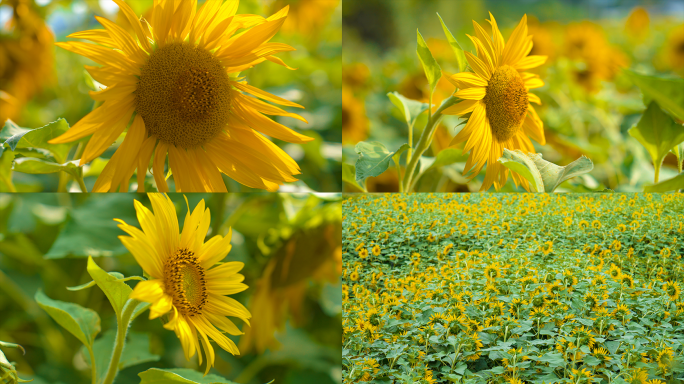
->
0, 0, 341, 192
0, 192, 341, 384
342, 0, 684, 192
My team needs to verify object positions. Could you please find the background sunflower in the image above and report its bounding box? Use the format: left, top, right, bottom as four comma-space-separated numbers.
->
343, 0, 684, 192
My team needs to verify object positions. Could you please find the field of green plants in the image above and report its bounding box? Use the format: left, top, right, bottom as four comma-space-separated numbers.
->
343, 193, 684, 383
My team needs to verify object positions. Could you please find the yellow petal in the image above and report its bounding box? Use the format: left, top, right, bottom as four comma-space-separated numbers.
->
464, 51, 491, 80
454, 86, 486, 100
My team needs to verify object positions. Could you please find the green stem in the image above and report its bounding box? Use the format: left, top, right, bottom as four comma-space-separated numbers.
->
402, 96, 458, 192
87, 345, 97, 384
75, 173, 88, 193
102, 299, 140, 384
654, 162, 660, 184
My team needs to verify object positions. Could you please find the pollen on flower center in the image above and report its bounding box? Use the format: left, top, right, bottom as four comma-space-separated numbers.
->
483, 65, 528, 142
164, 248, 207, 316
135, 42, 232, 148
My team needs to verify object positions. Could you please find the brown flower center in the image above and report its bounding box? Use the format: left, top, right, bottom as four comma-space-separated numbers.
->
135, 42, 231, 148
164, 248, 207, 316
483, 65, 528, 142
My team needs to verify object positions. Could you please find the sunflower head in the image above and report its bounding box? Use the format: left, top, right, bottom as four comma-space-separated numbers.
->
443, 13, 546, 191
119, 194, 250, 373
52, 0, 311, 192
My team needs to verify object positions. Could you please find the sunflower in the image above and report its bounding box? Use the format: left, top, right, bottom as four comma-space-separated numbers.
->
444, 13, 546, 191
51, 0, 311, 192
663, 281, 681, 301
118, 194, 250, 373
665, 25, 684, 73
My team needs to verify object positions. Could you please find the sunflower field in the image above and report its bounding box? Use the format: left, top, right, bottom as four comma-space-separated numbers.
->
342, 0, 684, 193
0, 0, 341, 193
0, 193, 342, 384
342, 193, 684, 383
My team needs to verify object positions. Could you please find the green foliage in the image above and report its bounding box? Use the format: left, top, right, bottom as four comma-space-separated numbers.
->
0, 119, 74, 163
624, 69, 684, 122
138, 368, 238, 384
387, 92, 429, 127
498, 149, 594, 192
34, 290, 100, 348
354, 141, 408, 186
86, 256, 139, 319
437, 13, 467, 73
82, 330, 160, 384
644, 172, 684, 192
45, 194, 137, 258
416, 29, 442, 99
629, 102, 684, 182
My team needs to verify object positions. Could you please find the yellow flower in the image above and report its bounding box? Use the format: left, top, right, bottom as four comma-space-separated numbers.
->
51, 0, 311, 192
118, 194, 250, 373
665, 25, 684, 73
342, 86, 368, 144
663, 281, 681, 301
443, 13, 546, 191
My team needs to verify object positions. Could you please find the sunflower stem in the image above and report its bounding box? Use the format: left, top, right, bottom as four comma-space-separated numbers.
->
102, 299, 140, 384
75, 173, 88, 193
86, 345, 97, 384
403, 96, 458, 192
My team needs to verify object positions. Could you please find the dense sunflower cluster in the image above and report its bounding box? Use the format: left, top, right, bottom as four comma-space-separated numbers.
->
342, 193, 684, 383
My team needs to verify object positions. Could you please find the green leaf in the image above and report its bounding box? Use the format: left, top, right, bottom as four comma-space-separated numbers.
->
0, 149, 15, 192
425, 148, 468, 172
355, 142, 409, 185
82, 330, 160, 384
1, 119, 74, 163
629, 101, 684, 172
342, 163, 365, 192
416, 29, 442, 98
530, 153, 594, 193
624, 69, 684, 121
34, 290, 100, 347
13, 158, 82, 178
67, 272, 143, 292
86, 256, 134, 319
644, 172, 684, 192
437, 13, 467, 73
672, 143, 684, 171
138, 368, 238, 384
497, 149, 544, 192
498, 149, 594, 192
387, 92, 429, 126
45, 194, 137, 258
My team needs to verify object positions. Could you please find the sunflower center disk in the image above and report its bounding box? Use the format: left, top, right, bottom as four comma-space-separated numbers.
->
164, 248, 207, 316
135, 42, 232, 148
483, 65, 528, 142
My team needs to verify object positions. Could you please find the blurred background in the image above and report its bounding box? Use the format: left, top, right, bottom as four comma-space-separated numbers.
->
0, 0, 341, 192
0, 192, 341, 384
342, 0, 684, 192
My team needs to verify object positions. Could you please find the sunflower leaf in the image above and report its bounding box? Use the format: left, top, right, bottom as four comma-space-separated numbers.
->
86, 256, 133, 319
138, 368, 238, 384
629, 101, 684, 178
0, 119, 74, 163
644, 172, 684, 192
355, 141, 409, 186
672, 143, 684, 171
416, 29, 442, 99
34, 290, 100, 348
437, 13, 467, 73
342, 163, 365, 192
387, 91, 429, 127
497, 149, 544, 192
12, 158, 82, 178
530, 153, 594, 192
623, 69, 684, 121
